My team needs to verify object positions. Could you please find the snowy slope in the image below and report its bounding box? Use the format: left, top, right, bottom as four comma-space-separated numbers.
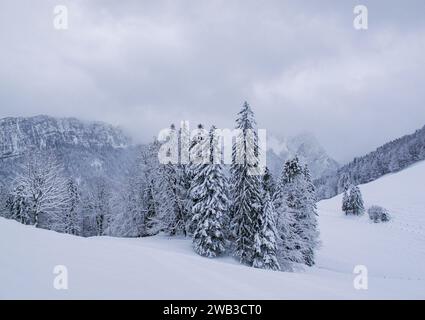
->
317, 161, 425, 282
1, 162, 425, 299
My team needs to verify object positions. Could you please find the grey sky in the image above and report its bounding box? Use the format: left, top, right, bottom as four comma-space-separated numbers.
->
1, 0, 424, 163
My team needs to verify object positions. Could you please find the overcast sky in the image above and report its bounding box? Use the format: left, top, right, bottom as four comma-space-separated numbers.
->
1, 0, 424, 162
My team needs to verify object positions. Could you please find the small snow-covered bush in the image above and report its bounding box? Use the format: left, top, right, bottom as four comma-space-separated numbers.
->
368, 206, 391, 223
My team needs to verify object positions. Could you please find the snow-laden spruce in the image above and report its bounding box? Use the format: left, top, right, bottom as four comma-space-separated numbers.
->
161, 161, 188, 235
0, 183, 9, 219
191, 126, 229, 258
342, 184, 365, 216
155, 124, 190, 236
84, 177, 113, 236
274, 158, 303, 268
274, 157, 320, 269
299, 165, 320, 266
7, 184, 30, 224
252, 191, 280, 270
230, 102, 264, 265
263, 167, 277, 198
342, 187, 350, 214
63, 178, 82, 236
187, 124, 209, 235
142, 140, 163, 236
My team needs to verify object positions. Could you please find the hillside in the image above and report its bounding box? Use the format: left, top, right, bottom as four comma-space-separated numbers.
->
0, 115, 136, 189
1, 161, 424, 299
315, 125, 425, 199
316, 161, 425, 284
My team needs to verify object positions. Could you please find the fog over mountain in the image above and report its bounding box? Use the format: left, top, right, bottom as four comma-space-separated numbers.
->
267, 133, 339, 179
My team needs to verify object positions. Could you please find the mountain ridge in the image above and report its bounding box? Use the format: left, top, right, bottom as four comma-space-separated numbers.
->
0, 115, 130, 157
0, 115, 136, 187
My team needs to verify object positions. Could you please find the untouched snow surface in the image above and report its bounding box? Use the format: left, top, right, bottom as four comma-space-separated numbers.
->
1, 162, 425, 299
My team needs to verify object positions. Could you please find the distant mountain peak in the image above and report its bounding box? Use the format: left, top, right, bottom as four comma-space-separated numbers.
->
267, 133, 339, 179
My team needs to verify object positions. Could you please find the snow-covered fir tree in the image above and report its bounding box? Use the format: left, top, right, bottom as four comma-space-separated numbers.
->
0, 183, 8, 218
303, 165, 316, 201
9, 184, 31, 224
350, 185, 365, 216
273, 159, 304, 269
187, 124, 209, 235
299, 165, 320, 266
143, 140, 163, 235
263, 166, 277, 198
143, 183, 158, 235
192, 126, 228, 258
178, 122, 193, 234
85, 177, 113, 236
274, 157, 320, 269
342, 187, 350, 214
60, 178, 82, 235
342, 185, 365, 216
156, 124, 189, 236
154, 163, 177, 234
164, 163, 188, 236
252, 191, 280, 270
177, 121, 192, 235
230, 101, 264, 265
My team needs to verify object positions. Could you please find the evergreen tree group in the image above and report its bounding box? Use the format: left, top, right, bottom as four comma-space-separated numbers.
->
0, 102, 321, 272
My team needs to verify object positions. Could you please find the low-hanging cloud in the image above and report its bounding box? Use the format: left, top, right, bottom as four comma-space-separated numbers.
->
1, 0, 424, 162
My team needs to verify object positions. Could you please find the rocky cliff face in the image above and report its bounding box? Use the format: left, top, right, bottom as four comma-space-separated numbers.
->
0, 115, 136, 186
0, 115, 130, 157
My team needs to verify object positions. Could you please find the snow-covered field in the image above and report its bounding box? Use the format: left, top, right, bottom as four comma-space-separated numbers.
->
1, 162, 425, 299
